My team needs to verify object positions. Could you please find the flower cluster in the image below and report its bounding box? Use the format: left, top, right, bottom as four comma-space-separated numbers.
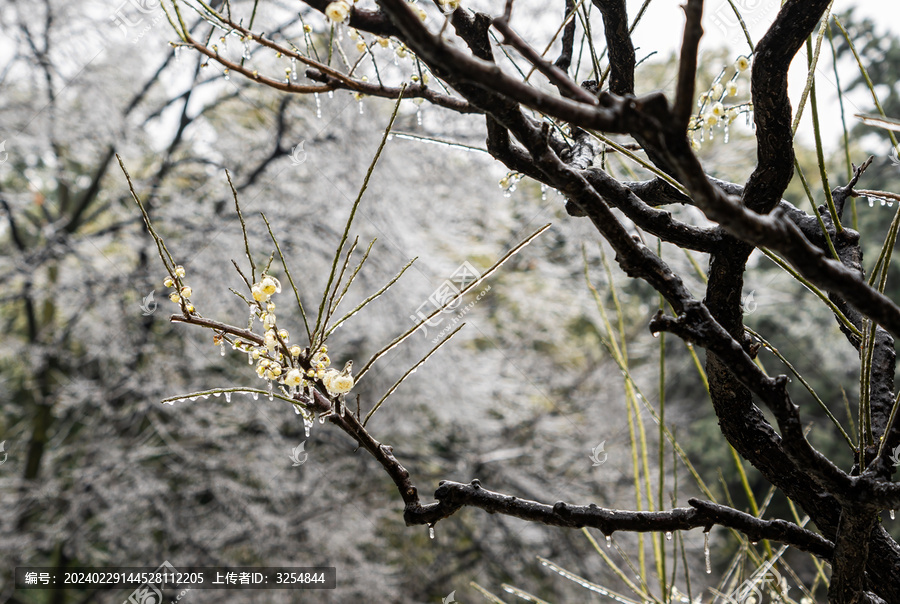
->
163, 265, 196, 313
217, 272, 355, 402
689, 55, 754, 149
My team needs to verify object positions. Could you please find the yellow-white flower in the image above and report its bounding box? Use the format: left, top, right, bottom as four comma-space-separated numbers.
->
323, 368, 354, 395
376, 37, 390, 48
735, 55, 751, 72
180, 286, 192, 298
348, 28, 359, 40
704, 113, 718, 127
264, 313, 277, 330
278, 329, 289, 341
290, 345, 303, 357
164, 276, 174, 288
396, 45, 408, 58
712, 83, 723, 99
169, 293, 181, 303
439, 0, 459, 13
711, 102, 726, 117
412, 5, 427, 21
284, 368, 304, 387
175, 265, 186, 278
265, 330, 278, 352
325, 1, 351, 23
726, 81, 738, 97
260, 276, 281, 296
252, 284, 266, 301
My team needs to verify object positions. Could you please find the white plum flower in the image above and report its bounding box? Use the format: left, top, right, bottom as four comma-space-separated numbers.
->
284, 368, 303, 387
325, 1, 351, 23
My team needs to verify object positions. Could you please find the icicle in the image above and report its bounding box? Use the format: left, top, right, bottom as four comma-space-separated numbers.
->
665, 531, 673, 541
428, 524, 435, 539
328, 90, 334, 99
358, 101, 364, 115
174, 46, 182, 62
339, 400, 345, 417
213, 392, 221, 398
225, 392, 232, 403
540, 184, 548, 201
303, 418, 312, 438
651, 331, 660, 338
242, 40, 251, 60
416, 107, 422, 126
267, 380, 274, 400
704, 531, 711, 574
723, 124, 730, 144
248, 354, 254, 365
223, 69, 230, 81
189, 396, 198, 401
291, 57, 297, 81
605, 534, 612, 548
869, 197, 875, 208
314, 92, 322, 119
891, 510, 896, 520
252, 392, 259, 400
319, 414, 326, 424
220, 345, 225, 356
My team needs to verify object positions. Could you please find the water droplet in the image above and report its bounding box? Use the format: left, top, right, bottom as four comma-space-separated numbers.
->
224, 392, 232, 403
891, 510, 896, 520
328, 90, 334, 99
319, 414, 326, 424
189, 396, 197, 401
358, 101, 364, 115
704, 531, 711, 574
429, 525, 435, 539
252, 392, 259, 400
605, 534, 612, 548
869, 198, 875, 208
223, 69, 230, 81
213, 392, 221, 397
314, 92, 322, 119
665, 531, 673, 541
540, 184, 548, 201
651, 331, 660, 338
268, 381, 274, 400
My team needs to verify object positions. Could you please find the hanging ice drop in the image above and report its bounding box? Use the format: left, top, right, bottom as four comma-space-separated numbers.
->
704, 531, 711, 574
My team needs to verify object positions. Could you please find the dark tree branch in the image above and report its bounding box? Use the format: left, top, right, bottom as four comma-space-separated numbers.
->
673, 0, 703, 130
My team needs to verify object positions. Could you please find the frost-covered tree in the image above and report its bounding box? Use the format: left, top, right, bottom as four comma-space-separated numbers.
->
139, 0, 900, 601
